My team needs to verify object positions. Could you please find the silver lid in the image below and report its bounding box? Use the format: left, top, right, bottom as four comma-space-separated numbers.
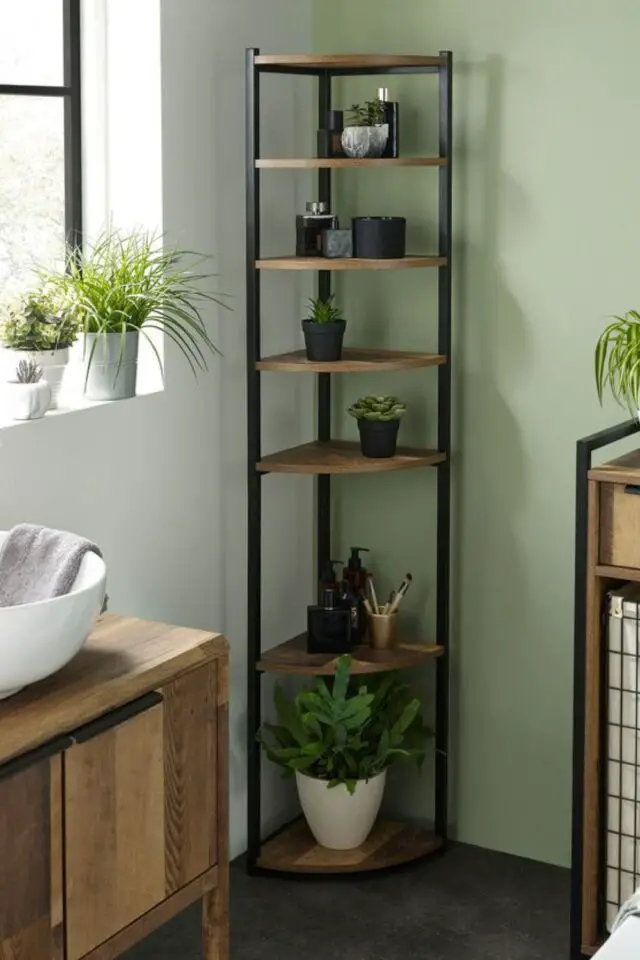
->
306, 201, 328, 214
377, 87, 390, 101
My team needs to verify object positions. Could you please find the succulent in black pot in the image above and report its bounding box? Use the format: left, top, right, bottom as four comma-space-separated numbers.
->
348, 395, 407, 458
302, 295, 346, 362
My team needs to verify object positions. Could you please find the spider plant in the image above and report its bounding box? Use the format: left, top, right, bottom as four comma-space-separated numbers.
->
595, 311, 640, 414
41, 230, 230, 382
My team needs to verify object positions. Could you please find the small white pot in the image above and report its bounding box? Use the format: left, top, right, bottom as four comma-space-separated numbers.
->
6, 379, 52, 420
341, 124, 389, 159
295, 770, 387, 850
2, 348, 69, 410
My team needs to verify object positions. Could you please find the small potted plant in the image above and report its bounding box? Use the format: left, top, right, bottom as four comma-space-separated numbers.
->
0, 290, 78, 409
302, 295, 346, 362
259, 655, 429, 850
348, 395, 407, 458
41, 230, 229, 402
595, 310, 640, 419
341, 100, 388, 159
5, 358, 51, 421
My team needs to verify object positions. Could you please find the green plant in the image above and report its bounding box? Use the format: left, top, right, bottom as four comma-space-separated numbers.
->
595, 311, 640, 413
15, 358, 43, 383
347, 100, 385, 127
0, 290, 78, 351
305, 294, 344, 325
40, 230, 230, 378
258, 655, 430, 794
348, 395, 407, 421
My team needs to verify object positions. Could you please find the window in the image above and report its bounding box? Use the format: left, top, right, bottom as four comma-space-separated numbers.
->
0, 0, 82, 296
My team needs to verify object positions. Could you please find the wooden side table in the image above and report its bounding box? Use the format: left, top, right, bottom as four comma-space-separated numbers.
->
0, 613, 229, 960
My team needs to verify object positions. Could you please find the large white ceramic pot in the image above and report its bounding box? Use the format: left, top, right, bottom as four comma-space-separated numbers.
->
295, 770, 387, 850
6, 379, 51, 420
82, 331, 139, 401
1, 348, 69, 409
341, 124, 389, 159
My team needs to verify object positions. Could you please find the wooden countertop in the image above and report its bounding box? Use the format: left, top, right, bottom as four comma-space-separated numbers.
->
589, 448, 640, 483
0, 613, 226, 766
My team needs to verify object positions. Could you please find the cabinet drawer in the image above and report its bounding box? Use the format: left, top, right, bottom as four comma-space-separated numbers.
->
600, 482, 640, 568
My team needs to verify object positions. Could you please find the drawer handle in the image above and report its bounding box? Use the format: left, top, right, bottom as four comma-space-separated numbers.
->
70, 691, 163, 745
624, 485, 640, 495
0, 734, 72, 783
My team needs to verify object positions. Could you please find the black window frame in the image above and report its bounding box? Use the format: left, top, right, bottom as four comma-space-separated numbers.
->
0, 0, 82, 250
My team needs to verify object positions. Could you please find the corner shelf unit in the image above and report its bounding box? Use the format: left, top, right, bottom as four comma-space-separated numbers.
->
245, 49, 453, 875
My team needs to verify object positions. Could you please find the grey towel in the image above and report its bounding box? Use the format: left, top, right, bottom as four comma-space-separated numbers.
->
0, 523, 103, 607
614, 890, 640, 933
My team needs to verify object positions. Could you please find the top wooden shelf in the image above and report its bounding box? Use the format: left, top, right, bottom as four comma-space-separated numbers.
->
256, 157, 447, 169
589, 448, 640, 483
254, 54, 446, 74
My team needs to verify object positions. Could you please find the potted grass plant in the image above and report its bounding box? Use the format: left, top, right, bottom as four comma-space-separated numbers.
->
259, 655, 429, 850
595, 310, 640, 419
302, 294, 346, 362
348, 395, 407, 458
41, 231, 229, 401
341, 100, 388, 159
0, 290, 78, 409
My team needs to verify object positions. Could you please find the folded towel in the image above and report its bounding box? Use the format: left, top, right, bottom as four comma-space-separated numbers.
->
613, 890, 640, 933
0, 523, 103, 607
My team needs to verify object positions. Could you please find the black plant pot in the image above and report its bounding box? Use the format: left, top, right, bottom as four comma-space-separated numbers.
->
357, 418, 400, 458
302, 320, 345, 362
352, 216, 407, 259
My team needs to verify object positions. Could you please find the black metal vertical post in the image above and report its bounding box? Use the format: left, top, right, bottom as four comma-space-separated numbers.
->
62, 0, 82, 249
317, 70, 332, 580
245, 48, 263, 873
434, 51, 453, 843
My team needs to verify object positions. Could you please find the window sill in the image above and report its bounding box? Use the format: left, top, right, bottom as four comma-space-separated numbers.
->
0, 381, 164, 431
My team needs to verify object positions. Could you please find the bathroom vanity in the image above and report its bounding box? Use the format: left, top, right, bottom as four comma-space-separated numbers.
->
0, 613, 228, 960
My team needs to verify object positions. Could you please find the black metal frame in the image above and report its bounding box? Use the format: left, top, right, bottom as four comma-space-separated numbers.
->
571, 418, 640, 960
245, 48, 454, 875
0, 0, 83, 248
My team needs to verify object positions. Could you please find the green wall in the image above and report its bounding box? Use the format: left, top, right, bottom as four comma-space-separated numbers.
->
313, 0, 640, 866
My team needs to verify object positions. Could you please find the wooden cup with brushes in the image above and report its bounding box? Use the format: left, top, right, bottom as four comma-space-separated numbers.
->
366, 573, 412, 649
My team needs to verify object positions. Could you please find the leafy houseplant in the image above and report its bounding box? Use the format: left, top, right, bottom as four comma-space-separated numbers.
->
259, 655, 429, 850
595, 311, 640, 417
341, 99, 389, 159
41, 231, 228, 401
5, 358, 51, 421
0, 291, 78, 409
348, 395, 407, 459
302, 295, 346, 363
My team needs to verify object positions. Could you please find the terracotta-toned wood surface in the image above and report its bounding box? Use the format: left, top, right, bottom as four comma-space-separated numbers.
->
596, 563, 640, 583
255, 53, 446, 68
258, 819, 442, 873
257, 347, 446, 373
256, 157, 447, 169
204, 657, 229, 960
0, 759, 55, 960
0, 614, 225, 766
258, 440, 446, 475
164, 663, 218, 895
257, 255, 447, 271
65, 703, 166, 960
50, 754, 64, 959
258, 634, 444, 676
589, 448, 640, 484
599, 481, 640, 568
80, 867, 218, 960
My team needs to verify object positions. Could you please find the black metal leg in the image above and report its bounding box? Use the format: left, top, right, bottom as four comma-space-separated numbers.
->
317, 70, 332, 581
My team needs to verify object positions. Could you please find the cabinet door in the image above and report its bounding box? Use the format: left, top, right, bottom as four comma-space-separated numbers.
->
0, 754, 63, 960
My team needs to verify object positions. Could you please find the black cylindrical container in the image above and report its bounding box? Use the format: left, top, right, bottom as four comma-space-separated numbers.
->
357, 419, 400, 459
302, 319, 346, 362
352, 217, 406, 259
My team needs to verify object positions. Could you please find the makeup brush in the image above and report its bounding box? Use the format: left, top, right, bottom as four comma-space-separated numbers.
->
388, 574, 413, 615
366, 574, 380, 614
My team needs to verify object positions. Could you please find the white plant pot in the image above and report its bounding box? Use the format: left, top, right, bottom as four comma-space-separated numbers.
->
82, 331, 139, 401
6, 379, 52, 420
341, 124, 389, 159
1, 348, 69, 410
295, 770, 387, 850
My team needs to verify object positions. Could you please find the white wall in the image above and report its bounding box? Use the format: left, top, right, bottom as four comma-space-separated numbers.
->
0, 0, 313, 859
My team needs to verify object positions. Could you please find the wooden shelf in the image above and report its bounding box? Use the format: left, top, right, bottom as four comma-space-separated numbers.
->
257, 348, 446, 373
258, 634, 444, 676
257, 440, 445, 475
256, 157, 447, 169
255, 54, 446, 70
589, 448, 640, 484
596, 564, 640, 582
258, 819, 443, 874
256, 256, 446, 271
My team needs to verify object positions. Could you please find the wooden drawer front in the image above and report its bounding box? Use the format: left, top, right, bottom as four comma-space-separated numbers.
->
600, 481, 640, 568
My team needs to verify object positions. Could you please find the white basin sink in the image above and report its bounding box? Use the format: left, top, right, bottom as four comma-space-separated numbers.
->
0, 531, 107, 699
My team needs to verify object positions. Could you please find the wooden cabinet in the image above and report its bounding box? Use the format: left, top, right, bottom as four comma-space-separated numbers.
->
0, 615, 228, 960
600, 481, 640, 569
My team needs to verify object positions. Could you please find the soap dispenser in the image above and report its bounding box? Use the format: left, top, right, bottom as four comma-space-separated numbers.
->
377, 87, 399, 159
342, 547, 370, 595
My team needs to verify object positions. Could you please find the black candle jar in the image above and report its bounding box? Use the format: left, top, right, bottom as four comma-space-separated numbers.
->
352, 216, 406, 259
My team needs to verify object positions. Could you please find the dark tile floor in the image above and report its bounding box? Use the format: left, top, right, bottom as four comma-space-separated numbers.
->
125, 843, 570, 959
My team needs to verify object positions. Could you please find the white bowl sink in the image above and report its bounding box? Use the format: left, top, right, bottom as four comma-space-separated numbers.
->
0, 531, 107, 699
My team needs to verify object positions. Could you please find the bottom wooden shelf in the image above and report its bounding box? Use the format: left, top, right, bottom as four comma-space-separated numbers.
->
257, 819, 443, 874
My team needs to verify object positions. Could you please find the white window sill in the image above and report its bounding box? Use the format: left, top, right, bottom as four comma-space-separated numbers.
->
0, 381, 163, 430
